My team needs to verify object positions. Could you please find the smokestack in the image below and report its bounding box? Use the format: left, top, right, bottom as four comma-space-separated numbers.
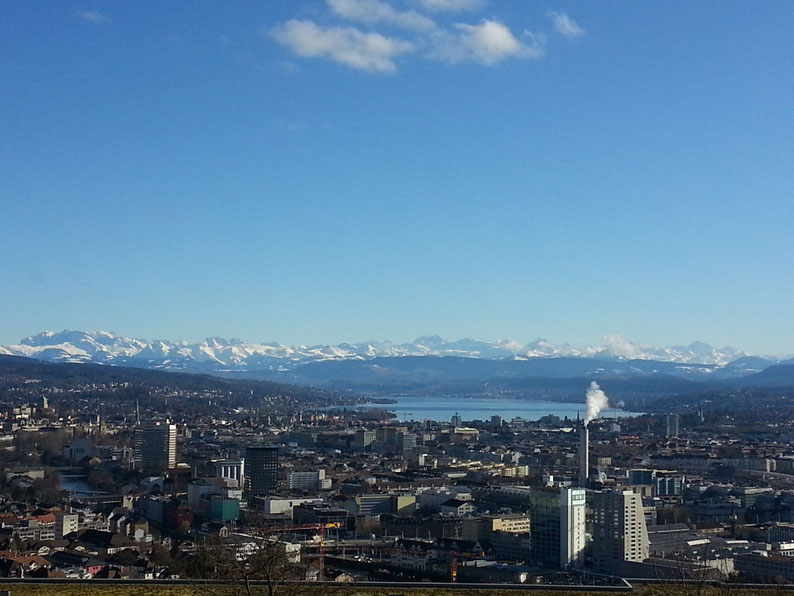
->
580, 421, 589, 487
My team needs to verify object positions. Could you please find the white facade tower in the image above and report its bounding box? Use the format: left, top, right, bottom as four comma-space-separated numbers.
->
579, 422, 589, 487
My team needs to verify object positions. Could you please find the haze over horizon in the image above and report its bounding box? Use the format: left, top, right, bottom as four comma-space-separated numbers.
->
2, 2, 793, 354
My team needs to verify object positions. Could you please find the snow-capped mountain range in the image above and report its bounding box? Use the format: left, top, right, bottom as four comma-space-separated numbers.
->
0, 330, 782, 375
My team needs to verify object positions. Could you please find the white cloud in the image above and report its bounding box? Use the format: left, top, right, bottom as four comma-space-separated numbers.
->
602, 335, 644, 358
415, 0, 485, 12
271, 20, 414, 74
429, 20, 543, 64
549, 11, 584, 38
328, 0, 435, 32
74, 10, 109, 25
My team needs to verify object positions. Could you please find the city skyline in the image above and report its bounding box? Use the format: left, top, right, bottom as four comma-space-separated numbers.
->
3, 2, 793, 354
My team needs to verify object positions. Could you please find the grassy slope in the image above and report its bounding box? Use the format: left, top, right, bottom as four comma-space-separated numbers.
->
0, 584, 777, 596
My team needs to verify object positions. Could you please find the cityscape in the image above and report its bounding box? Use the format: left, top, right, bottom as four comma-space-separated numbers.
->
1, 349, 794, 593
3, 1, 793, 595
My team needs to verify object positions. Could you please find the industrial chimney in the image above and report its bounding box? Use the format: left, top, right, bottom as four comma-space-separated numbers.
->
579, 421, 589, 488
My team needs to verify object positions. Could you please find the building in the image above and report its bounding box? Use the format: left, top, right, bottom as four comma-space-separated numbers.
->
417, 486, 473, 511
473, 485, 532, 512
529, 487, 586, 569
209, 495, 240, 522
244, 446, 279, 496
353, 430, 376, 450
462, 515, 532, 541
579, 423, 589, 487
187, 479, 218, 510
292, 503, 352, 530
628, 469, 656, 485
343, 494, 393, 518
666, 414, 680, 438
288, 469, 331, 491
656, 475, 685, 497
395, 431, 417, 453
215, 458, 245, 486
768, 522, 794, 544
55, 512, 79, 539
259, 497, 319, 516
134, 423, 177, 472
441, 498, 476, 517
63, 437, 94, 462
592, 490, 650, 574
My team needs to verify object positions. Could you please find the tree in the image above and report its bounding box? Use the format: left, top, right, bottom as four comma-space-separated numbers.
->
184, 534, 313, 596
150, 543, 173, 567
31, 475, 66, 505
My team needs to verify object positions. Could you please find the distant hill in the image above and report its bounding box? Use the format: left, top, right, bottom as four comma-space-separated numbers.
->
727, 364, 794, 388
4, 352, 794, 413
268, 355, 714, 386
0, 354, 338, 402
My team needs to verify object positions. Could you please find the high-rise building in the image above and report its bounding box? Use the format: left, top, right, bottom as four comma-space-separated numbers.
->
244, 446, 279, 496
665, 414, 680, 438
384, 426, 408, 446
591, 490, 650, 574
353, 430, 376, 450
134, 423, 177, 472
395, 431, 417, 453
529, 487, 586, 569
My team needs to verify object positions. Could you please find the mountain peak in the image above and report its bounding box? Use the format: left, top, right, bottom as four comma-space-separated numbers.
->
2, 330, 782, 372
413, 335, 446, 348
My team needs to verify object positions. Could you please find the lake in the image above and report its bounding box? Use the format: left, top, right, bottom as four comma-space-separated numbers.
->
346, 395, 642, 423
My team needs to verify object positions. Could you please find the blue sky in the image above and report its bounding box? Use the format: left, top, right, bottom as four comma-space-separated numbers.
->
2, 1, 793, 353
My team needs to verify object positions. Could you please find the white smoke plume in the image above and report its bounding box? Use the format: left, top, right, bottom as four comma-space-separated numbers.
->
584, 381, 609, 425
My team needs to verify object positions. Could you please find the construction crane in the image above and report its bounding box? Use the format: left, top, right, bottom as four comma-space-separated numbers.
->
254, 521, 344, 580
449, 546, 484, 583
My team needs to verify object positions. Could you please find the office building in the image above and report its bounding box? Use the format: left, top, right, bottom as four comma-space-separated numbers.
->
216, 458, 245, 486
592, 490, 650, 574
529, 487, 586, 569
134, 423, 177, 472
628, 468, 656, 485
656, 475, 684, 497
384, 426, 408, 446
342, 493, 393, 518
354, 429, 376, 450
396, 431, 417, 453
288, 469, 332, 491
244, 446, 279, 496
666, 414, 680, 438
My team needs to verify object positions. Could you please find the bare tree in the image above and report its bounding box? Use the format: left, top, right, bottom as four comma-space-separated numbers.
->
184, 533, 309, 596
182, 514, 345, 596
